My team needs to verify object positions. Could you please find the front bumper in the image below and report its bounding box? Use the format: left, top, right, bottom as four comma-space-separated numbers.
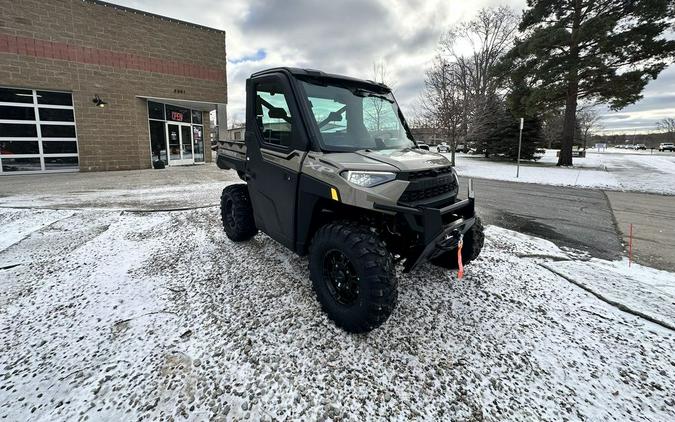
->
374, 180, 476, 272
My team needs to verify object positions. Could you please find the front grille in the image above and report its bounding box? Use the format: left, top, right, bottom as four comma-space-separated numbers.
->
407, 166, 453, 180
399, 183, 454, 203
399, 166, 457, 205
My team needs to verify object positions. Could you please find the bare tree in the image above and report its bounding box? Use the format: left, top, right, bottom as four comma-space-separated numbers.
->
419, 56, 465, 165
577, 109, 603, 150
418, 6, 519, 163
438, 6, 519, 137
657, 117, 675, 135
364, 61, 397, 133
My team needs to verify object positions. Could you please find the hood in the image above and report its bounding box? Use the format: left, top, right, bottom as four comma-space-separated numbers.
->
354, 148, 451, 172
318, 148, 452, 173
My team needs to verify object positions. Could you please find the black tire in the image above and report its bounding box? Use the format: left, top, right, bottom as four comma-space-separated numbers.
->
309, 222, 397, 333
220, 184, 258, 241
430, 216, 485, 270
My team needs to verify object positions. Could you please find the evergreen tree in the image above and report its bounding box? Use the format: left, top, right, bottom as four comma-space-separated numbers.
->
468, 96, 543, 160
503, 0, 675, 165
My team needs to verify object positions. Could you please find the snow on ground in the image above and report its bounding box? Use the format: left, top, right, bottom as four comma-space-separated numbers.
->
0, 182, 228, 211
1, 207, 674, 421
0, 209, 74, 252
448, 149, 675, 195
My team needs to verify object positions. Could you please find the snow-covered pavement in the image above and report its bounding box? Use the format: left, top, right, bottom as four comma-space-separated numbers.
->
449, 149, 675, 195
1, 207, 674, 421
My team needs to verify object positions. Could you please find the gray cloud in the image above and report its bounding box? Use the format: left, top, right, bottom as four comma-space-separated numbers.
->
107, 0, 674, 132
598, 66, 675, 133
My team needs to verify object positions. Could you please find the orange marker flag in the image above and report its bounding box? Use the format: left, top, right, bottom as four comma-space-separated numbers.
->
457, 237, 464, 280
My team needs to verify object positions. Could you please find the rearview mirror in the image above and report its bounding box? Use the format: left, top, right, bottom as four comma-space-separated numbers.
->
268, 107, 288, 119
326, 111, 342, 122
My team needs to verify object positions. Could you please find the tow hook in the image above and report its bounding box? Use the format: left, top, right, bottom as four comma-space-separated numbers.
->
439, 229, 462, 250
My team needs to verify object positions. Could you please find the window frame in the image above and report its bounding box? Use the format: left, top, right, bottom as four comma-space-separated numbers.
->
0, 87, 79, 174
146, 101, 207, 166
252, 78, 295, 151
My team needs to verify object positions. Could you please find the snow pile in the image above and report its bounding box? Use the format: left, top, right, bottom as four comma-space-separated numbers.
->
1, 207, 674, 421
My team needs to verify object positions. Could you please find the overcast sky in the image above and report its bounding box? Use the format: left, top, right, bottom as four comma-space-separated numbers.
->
109, 0, 675, 134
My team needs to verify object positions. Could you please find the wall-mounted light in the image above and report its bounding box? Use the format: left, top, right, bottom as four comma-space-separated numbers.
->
92, 94, 108, 108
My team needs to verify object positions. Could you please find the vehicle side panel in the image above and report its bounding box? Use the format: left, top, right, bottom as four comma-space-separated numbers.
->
216, 140, 247, 172
244, 72, 311, 250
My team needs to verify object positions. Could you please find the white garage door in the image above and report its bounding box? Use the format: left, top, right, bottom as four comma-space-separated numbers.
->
0, 87, 79, 174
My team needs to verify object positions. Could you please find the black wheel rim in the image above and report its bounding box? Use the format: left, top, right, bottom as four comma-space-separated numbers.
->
323, 250, 359, 305
224, 198, 236, 229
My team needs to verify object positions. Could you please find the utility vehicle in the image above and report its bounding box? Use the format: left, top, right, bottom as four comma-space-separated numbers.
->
217, 68, 484, 333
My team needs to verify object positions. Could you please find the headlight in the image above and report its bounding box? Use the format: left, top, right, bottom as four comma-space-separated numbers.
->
341, 170, 396, 187
451, 168, 459, 186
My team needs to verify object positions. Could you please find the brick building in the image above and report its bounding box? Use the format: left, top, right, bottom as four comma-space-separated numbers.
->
0, 0, 227, 174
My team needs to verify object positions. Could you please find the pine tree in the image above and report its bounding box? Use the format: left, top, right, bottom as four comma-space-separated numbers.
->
503, 0, 675, 165
468, 96, 542, 160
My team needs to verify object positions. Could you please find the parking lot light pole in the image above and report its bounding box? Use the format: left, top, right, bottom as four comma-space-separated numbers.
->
517, 117, 524, 178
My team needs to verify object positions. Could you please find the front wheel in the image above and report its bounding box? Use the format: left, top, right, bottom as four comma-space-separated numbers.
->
220, 184, 258, 241
309, 222, 397, 333
430, 216, 485, 270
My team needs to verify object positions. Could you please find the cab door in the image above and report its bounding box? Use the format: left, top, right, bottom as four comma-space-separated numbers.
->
245, 74, 307, 249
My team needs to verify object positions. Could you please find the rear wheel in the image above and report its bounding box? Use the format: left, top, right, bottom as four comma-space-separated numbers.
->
220, 184, 258, 241
309, 222, 397, 333
430, 216, 485, 270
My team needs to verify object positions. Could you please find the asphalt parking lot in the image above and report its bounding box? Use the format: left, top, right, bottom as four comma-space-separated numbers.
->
458, 177, 675, 271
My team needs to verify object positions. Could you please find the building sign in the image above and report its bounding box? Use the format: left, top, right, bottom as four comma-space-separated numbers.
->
165, 105, 191, 123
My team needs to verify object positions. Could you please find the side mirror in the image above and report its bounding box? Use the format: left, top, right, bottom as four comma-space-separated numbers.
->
268, 107, 288, 119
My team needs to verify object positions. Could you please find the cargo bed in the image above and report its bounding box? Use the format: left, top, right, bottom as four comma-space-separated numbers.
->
216, 140, 247, 173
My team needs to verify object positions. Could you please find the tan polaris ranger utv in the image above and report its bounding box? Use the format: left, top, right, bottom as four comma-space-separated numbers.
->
217, 67, 483, 333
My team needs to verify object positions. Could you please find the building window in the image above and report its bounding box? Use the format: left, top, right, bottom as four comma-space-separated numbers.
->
37, 90, 73, 106
0, 105, 35, 120
193, 124, 204, 162
148, 101, 164, 120
165, 104, 191, 123
0, 87, 78, 174
149, 120, 167, 164
148, 101, 205, 165
0, 87, 33, 104
191, 110, 203, 124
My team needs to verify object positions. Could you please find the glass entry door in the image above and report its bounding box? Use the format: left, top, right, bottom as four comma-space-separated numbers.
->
166, 123, 194, 165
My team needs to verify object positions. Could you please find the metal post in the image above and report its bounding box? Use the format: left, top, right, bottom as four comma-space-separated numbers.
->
516, 118, 524, 178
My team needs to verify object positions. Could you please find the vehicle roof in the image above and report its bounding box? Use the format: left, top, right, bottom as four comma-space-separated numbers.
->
250, 67, 390, 91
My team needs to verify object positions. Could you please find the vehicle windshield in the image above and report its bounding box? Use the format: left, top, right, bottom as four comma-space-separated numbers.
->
299, 79, 415, 152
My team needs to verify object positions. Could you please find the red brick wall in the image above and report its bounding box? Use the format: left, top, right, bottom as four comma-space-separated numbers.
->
0, 0, 227, 171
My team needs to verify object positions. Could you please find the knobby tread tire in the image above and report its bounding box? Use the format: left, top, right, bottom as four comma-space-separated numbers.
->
309, 222, 398, 333
220, 184, 258, 241
430, 216, 485, 270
